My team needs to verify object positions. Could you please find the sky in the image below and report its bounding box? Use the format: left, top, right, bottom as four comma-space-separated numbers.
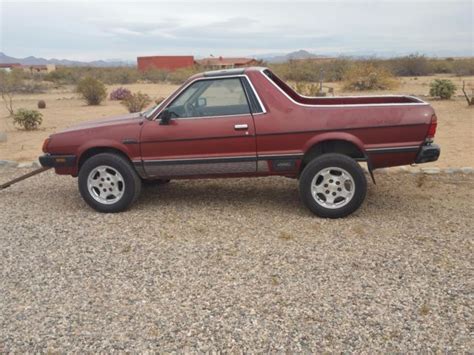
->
0, 0, 472, 61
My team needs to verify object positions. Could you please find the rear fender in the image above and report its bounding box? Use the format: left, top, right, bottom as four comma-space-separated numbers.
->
303, 132, 366, 157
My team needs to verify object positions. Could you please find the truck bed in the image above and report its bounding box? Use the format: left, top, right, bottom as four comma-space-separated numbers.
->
263, 69, 425, 106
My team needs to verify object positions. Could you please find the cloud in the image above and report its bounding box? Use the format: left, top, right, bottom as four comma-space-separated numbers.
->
1, 1, 472, 60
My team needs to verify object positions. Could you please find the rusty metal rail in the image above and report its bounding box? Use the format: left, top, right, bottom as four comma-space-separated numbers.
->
0, 167, 51, 190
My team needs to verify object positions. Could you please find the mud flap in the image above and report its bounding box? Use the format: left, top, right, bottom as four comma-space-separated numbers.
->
366, 157, 376, 184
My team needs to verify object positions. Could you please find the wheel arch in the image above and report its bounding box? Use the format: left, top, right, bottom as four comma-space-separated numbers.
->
77, 141, 134, 171
300, 133, 368, 173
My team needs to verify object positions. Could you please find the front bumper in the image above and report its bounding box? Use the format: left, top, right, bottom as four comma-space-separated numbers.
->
415, 144, 440, 164
39, 154, 76, 168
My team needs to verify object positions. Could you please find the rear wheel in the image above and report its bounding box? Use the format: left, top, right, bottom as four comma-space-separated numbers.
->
299, 153, 367, 218
78, 153, 142, 213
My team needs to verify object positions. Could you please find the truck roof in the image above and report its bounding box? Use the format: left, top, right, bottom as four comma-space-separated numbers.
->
202, 66, 266, 77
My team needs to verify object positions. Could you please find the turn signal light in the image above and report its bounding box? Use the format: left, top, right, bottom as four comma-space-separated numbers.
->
42, 138, 50, 153
427, 115, 437, 140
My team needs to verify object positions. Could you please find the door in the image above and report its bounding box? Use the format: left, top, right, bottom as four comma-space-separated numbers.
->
140, 77, 257, 178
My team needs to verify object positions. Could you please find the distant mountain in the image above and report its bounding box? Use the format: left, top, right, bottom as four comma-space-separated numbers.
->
255, 50, 328, 63
0, 52, 132, 67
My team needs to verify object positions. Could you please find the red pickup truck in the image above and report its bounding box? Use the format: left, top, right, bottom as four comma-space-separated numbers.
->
40, 67, 440, 218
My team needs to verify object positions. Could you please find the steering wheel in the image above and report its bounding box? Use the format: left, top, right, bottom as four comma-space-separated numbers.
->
184, 102, 198, 117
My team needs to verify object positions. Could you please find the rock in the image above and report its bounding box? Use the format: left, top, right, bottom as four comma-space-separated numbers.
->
410, 168, 421, 174
421, 167, 440, 175
443, 168, 460, 174
18, 162, 34, 168
0, 132, 7, 143
460, 167, 474, 174
0, 160, 18, 168
32, 161, 42, 168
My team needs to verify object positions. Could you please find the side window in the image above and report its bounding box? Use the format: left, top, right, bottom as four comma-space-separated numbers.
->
168, 78, 250, 118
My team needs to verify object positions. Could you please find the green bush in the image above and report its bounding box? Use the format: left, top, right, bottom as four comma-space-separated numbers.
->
429, 79, 456, 99
13, 108, 43, 130
343, 63, 398, 91
121, 92, 152, 113
76, 77, 107, 105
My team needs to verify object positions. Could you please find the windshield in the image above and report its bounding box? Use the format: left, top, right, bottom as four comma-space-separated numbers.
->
143, 98, 167, 119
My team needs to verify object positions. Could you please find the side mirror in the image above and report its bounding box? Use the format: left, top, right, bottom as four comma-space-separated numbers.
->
159, 109, 172, 125
197, 97, 207, 108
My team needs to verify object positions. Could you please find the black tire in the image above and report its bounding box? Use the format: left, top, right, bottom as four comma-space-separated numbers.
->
299, 153, 367, 218
142, 179, 171, 186
78, 153, 142, 213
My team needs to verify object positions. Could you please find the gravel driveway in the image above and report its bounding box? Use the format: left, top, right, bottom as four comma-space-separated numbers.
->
1, 169, 472, 352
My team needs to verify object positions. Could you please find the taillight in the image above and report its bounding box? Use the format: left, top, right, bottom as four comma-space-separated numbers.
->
427, 114, 437, 140
42, 138, 50, 153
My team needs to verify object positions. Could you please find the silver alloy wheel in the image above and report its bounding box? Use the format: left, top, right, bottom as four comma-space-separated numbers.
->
87, 165, 125, 205
310, 167, 355, 209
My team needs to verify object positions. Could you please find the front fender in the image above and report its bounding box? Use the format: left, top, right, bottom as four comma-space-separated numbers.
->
76, 139, 135, 162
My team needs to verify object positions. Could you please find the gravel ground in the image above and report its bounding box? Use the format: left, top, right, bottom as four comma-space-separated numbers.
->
0, 168, 473, 352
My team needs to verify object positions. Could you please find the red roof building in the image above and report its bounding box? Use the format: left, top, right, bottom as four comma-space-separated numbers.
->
197, 57, 259, 69
137, 55, 195, 72
0, 63, 22, 70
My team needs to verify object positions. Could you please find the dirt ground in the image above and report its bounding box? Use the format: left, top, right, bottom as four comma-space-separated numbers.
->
0, 75, 472, 167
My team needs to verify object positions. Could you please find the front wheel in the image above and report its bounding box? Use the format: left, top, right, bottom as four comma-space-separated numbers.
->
299, 153, 367, 218
78, 153, 142, 213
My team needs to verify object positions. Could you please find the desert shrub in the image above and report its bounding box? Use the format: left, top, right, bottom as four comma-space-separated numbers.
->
37, 100, 46, 109
269, 58, 351, 82
121, 92, 151, 113
100, 67, 139, 84
140, 69, 169, 83
109, 87, 132, 101
0, 68, 41, 93
461, 81, 474, 106
326, 58, 351, 81
76, 77, 107, 105
386, 54, 431, 76
292, 82, 321, 96
167, 67, 202, 84
13, 108, 43, 130
16, 81, 46, 94
44, 66, 141, 85
343, 63, 398, 91
451, 58, 474, 76
44, 67, 82, 85
428, 59, 453, 74
155, 97, 165, 105
429, 79, 456, 99
0, 69, 26, 115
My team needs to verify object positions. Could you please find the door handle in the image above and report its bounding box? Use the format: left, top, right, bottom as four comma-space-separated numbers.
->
234, 124, 248, 130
